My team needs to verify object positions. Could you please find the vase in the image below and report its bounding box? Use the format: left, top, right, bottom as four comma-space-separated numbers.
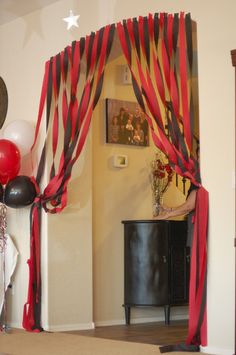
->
152, 195, 163, 217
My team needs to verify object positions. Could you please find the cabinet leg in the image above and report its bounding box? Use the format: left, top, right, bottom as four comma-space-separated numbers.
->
164, 305, 170, 325
124, 306, 131, 325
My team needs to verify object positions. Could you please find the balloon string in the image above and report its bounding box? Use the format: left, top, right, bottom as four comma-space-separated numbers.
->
0, 203, 8, 332
0, 203, 7, 252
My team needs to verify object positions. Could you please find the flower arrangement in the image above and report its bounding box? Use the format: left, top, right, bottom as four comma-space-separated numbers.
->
150, 152, 173, 216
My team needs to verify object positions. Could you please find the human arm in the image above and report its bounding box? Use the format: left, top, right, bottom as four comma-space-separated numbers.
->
154, 189, 197, 220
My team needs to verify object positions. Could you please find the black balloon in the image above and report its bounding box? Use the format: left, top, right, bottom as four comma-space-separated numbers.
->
4, 175, 36, 208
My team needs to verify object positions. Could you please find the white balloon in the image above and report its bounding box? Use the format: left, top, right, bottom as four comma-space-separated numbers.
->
3, 120, 35, 156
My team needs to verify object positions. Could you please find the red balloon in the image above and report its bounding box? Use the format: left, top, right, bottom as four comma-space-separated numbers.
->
0, 139, 21, 185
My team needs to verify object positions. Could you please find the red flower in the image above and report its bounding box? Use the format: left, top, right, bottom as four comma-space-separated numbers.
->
165, 165, 172, 174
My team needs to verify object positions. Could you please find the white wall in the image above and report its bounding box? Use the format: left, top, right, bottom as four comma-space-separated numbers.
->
0, 0, 235, 354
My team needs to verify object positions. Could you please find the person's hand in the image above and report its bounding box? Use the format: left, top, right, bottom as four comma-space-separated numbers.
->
153, 204, 173, 220
153, 210, 171, 220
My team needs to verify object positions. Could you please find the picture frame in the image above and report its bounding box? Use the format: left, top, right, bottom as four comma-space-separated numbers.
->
105, 98, 149, 146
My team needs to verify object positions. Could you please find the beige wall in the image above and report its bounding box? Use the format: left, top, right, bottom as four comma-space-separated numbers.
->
0, 0, 235, 354
47, 135, 93, 330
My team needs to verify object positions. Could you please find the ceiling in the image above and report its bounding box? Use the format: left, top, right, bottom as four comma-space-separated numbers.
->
0, 0, 123, 62
0, 0, 61, 26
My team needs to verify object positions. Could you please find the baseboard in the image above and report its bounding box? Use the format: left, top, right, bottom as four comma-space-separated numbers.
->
8, 321, 95, 332
200, 345, 234, 355
44, 322, 95, 332
95, 314, 188, 327
7, 322, 22, 329
10, 314, 187, 330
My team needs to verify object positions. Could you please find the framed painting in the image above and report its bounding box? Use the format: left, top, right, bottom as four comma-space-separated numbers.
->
105, 98, 149, 146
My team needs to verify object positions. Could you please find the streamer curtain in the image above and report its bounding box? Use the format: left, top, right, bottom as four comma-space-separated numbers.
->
117, 13, 208, 348
22, 23, 115, 332
23, 12, 208, 350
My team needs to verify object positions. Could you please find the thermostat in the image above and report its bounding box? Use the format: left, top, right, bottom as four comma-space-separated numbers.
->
113, 155, 128, 168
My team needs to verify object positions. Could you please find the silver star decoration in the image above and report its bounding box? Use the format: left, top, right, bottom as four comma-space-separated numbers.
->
63, 10, 80, 30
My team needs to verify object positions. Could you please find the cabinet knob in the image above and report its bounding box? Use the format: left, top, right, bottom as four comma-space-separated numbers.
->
186, 255, 190, 263
162, 255, 167, 263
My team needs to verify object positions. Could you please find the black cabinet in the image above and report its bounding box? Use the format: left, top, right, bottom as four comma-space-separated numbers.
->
122, 220, 190, 324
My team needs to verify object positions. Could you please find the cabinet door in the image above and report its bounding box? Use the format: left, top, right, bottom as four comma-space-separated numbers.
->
124, 222, 169, 306
169, 245, 190, 304
169, 221, 189, 304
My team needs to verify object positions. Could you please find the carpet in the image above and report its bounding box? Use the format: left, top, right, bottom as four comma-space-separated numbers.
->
0, 331, 208, 355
